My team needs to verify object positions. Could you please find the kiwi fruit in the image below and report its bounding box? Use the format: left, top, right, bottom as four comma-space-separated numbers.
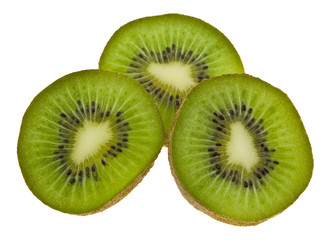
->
169, 74, 313, 226
17, 70, 164, 214
99, 14, 244, 144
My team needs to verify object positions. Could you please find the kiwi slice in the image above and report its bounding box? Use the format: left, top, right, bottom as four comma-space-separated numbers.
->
99, 14, 244, 143
169, 74, 313, 225
17, 70, 164, 214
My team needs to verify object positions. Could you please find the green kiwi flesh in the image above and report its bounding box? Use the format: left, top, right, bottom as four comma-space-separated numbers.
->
17, 70, 164, 214
169, 74, 313, 225
99, 14, 244, 143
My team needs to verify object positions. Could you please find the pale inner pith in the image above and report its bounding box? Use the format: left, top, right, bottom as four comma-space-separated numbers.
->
226, 121, 260, 172
147, 62, 196, 91
71, 121, 113, 164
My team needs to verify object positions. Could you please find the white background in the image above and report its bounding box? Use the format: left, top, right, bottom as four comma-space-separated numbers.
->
1, 0, 329, 239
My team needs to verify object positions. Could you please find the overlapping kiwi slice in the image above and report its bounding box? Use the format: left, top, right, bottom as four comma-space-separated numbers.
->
17, 70, 164, 214
99, 14, 244, 143
169, 74, 313, 225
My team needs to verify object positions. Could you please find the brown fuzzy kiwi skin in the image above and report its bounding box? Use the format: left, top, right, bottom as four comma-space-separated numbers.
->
167, 74, 306, 226
78, 160, 156, 216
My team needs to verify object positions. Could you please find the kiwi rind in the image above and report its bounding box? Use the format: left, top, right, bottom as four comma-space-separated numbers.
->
168, 73, 313, 226
17, 69, 164, 214
99, 13, 244, 145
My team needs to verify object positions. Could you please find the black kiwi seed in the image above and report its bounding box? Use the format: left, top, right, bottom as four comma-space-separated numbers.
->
86, 167, 90, 178
249, 180, 253, 187
211, 152, 220, 157
94, 175, 98, 181
212, 119, 219, 124
66, 169, 72, 176
116, 111, 123, 117
230, 110, 234, 115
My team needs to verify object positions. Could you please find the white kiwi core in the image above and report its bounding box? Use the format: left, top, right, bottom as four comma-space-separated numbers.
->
147, 62, 196, 91
226, 121, 260, 172
71, 121, 113, 164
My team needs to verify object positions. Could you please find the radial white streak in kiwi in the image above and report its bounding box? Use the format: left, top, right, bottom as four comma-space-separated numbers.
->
214, 173, 229, 195
71, 121, 113, 164
147, 62, 196, 91
121, 141, 145, 153
102, 165, 115, 182
41, 108, 78, 132
59, 93, 81, 122
191, 170, 215, 188
185, 34, 201, 61
110, 88, 125, 116
226, 121, 259, 172
189, 158, 212, 167
50, 162, 75, 193
113, 157, 130, 173
34, 139, 64, 146
111, 164, 124, 178
36, 124, 65, 136
222, 176, 234, 196
157, 81, 172, 116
